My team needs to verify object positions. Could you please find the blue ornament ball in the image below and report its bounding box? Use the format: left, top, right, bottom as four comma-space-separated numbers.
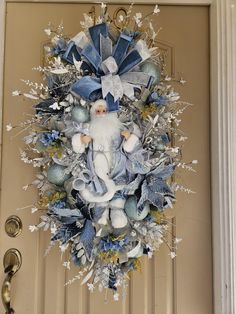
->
140, 61, 161, 86
71, 105, 90, 123
47, 164, 71, 186
124, 196, 150, 221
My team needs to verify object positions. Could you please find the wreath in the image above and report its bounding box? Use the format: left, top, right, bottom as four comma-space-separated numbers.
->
8, 4, 196, 300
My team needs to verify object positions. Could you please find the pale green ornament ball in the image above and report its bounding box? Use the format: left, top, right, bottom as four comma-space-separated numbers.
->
47, 164, 71, 186
124, 195, 150, 221
140, 61, 161, 86
71, 105, 90, 123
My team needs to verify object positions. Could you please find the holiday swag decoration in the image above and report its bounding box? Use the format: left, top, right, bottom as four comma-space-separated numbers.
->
9, 4, 197, 300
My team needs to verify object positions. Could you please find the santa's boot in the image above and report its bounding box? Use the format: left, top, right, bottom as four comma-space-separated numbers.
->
109, 198, 128, 229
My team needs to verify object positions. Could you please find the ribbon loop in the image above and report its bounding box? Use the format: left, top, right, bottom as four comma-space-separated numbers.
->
113, 34, 132, 66
71, 76, 101, 101
100, 34, 113, 61
81, 43, 102, 72
89, 23, 108, 53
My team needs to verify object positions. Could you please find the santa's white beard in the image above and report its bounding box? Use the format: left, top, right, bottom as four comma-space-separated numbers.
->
89, 113, 122, 147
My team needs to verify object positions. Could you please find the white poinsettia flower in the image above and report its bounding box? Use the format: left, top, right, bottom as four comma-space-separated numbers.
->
154, 5, 160, 14
44, 28, 51, 36
6, 123, 12, 131
12, 90, 21, 96
29, 225, 38, 232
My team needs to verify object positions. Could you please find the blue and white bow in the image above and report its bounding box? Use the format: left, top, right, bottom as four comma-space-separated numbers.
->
63, 23, 153, 111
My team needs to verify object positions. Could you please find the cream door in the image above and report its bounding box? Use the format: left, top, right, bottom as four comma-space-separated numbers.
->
0, 3, 212, 314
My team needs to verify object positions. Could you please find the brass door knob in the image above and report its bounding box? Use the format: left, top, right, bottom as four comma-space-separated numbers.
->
1, 249, 22, 314
5, 216, 22, 238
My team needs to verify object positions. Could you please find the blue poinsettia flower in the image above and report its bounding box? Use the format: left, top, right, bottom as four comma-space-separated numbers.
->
148, 92, 169, 106
137, 162, 176, 212
49, 200, 66, 209
100, 236, 129, 252
39, 130, 60, 147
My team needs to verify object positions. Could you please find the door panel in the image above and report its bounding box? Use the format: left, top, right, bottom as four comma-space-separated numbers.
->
0, 3, 211, 314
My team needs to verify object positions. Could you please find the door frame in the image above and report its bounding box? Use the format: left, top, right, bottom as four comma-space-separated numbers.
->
0, 1, 235, 313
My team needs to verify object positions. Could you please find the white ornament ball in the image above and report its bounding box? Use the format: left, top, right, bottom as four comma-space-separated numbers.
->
124, 196, 150, 221
71, 105, 90, 123
47, 164, 71, 186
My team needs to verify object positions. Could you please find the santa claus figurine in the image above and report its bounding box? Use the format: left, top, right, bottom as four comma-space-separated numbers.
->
71, 99, 141, 229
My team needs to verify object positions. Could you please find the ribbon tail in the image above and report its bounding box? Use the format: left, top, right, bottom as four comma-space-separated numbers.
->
122, 82, 135, 100
101, 74, 114, 99
105, 93, 120, 112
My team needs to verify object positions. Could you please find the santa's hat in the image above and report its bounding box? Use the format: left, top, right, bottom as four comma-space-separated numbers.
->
90, 99, 107, 116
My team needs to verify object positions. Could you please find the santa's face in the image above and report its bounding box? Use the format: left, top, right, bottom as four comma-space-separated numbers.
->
95, 104, 107, 117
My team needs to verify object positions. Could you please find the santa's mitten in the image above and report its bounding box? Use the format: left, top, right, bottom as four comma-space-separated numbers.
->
123, 134, 139, 153
71, 133, 86, 153
110, 208, 128, 229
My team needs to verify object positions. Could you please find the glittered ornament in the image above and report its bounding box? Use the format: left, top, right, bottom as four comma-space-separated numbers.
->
124, 195, 150, 220
47, 164, 71, 186
140, 61, 161, 86
71, 105, 90, 123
